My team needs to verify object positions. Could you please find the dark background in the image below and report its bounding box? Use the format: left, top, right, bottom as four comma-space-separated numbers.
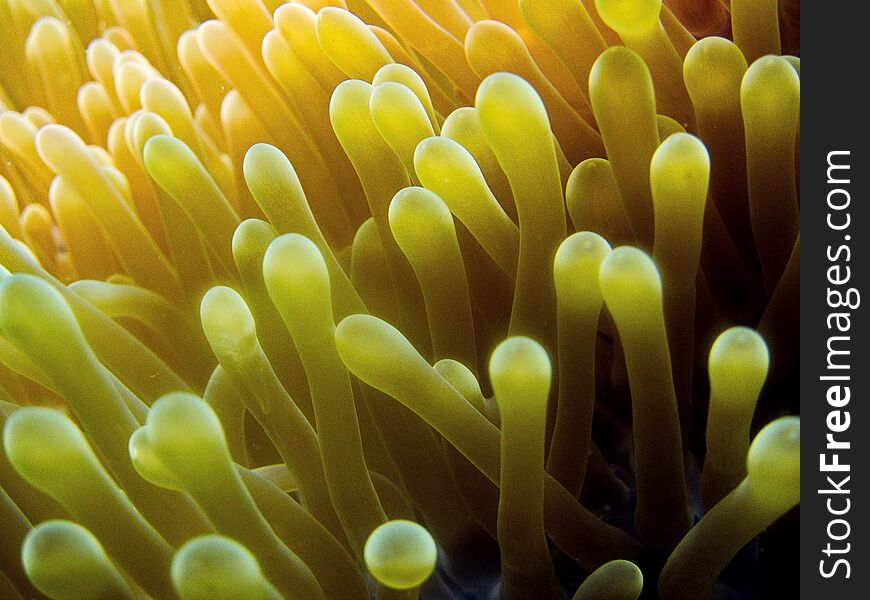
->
801, 1, 868, 597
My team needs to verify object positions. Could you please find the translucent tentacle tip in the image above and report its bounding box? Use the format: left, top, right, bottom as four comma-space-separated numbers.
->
434, 359, 483, 402
746, 416, 800, 513
200, 285, 258, 361
172, 535, 276, 600
708, 327, 769, 404
3, 407, 91, 490
554, 231, 611, 308
598, 246, 662, 327
134, 392, 229, 477
364, 520, 437, 590
128, 426, 184, 492
489, 336, 551, 410
262, 233, 331, 310
475, 72, 549, 145
574, 559, 643, 600
22, 520, 129, 600
595, 0, 662, 37
0, 274, 86, 367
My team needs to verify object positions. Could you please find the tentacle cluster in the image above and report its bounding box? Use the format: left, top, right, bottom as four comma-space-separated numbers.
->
0, 1, 798, 599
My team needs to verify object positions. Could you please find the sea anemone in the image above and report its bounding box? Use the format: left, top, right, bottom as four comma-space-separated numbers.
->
0, 1, 799, 599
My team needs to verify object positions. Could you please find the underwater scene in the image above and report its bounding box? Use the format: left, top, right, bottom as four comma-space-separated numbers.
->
0, 1, 800, 599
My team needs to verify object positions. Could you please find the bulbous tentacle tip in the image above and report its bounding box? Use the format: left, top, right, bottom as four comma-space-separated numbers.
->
143, 392, 229, 471
389, 186, 453, 236
335, 313, 417, 369
573, 559, 643, 600
315, 5, 392, 81
489, 336, 551, 406
746, 416, 800, 512
329, 78, 373, 120
555, 231, 612, 306
651, 132, 710, 179
200, 285, 258, 360
475, 72, 549, 138
262, 233, 330, 308
708, 327, 769, 400
599, 246, 662, 311
172, 535, 278, 600
741, 55, 801, 120
231, 218, 277, 260
372, 63, 422, 87
128, 425, 184, 492
3, 407, 91, 488
0, 274, 80, 353
595, 0, 663, 38
372, 63, 438, 131
140, 133, 186, 173
556, 231, 612, 264
23, 520, 131, 600
335, 312, 382, 345
370, 81, 430, 124
434, 358, 482, 399
683, 37, 748, 104
33, 124, 78, 162
242, 142, 286, 182
589, 45, 649, 90
364, 519, 438, 591
650, 133, 710, 253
